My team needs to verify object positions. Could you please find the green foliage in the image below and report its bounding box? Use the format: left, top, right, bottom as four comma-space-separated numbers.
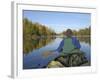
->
73, 27, 91, 37
23, 18, 56, 37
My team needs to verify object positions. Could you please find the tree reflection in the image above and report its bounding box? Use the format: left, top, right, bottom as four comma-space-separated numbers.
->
23, 36, 90, 54
77, 37, 91, 45
23, 36, 55, 54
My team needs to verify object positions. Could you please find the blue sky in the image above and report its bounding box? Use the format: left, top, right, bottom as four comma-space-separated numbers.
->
23, 10, 91, 33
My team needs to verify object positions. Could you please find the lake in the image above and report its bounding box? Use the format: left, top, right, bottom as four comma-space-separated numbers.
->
23, 37, 91, 69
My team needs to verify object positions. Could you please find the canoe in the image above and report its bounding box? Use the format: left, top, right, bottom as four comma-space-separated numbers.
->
46, 50, 89, 68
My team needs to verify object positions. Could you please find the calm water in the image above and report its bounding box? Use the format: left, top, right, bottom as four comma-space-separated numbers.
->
23, 37, 91, 69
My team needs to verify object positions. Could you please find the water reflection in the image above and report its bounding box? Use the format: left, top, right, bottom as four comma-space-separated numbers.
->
77, 37, 91, 45
23, 36, 90, 54
23, 37, 56, 54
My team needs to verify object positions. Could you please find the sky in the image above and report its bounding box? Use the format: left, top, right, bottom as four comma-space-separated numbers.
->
23, 10, 91, 34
